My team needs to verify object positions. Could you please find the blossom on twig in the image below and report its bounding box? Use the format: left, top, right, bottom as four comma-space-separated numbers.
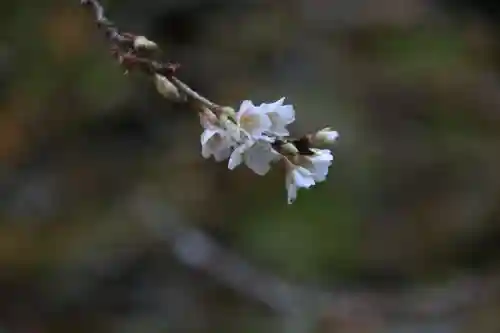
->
80, 0, 339, 204
198, 98, 338, 203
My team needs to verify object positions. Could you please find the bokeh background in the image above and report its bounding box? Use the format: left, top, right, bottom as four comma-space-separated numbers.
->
1, 0, 500, 332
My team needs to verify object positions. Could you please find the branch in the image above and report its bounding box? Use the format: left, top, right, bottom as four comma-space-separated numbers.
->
80, 0, 220, 111
79, 0, 318, 145
80, 0, 341, 202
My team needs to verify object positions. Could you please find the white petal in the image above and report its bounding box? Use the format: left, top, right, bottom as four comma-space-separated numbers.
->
285, 164, 315, 204
201, 144, 212, 159
228, 147, 244, 170
239, 112, 259, 133
263, 99, 294, 136
201, 129, 217, 145
239, 110, 272, 138
312, 163, 331, 182
243, 142, 280, 175
214, 146, 232, 162
276, 104, 295, 124
267, 113, 289, 136
236, 100, 255, 122
245, 157, 270, 175
222, 120, 243, 142
202, 138, 217, 159
239, 100, 255, 112
201, 128, 234, 161
264, 97, 285, 111
256, 112, 273, 134
311, 149, 334, 162
307, 149, 333, 182
293, 167, 315, 188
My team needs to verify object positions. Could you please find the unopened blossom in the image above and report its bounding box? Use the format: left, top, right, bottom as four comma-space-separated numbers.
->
261, 97, 295, 137
313, 127, 339, 145
154, 74, 181, 101
133, 36, 158, 50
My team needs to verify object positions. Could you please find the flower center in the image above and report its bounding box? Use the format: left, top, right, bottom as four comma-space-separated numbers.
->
240, 113, 260, 132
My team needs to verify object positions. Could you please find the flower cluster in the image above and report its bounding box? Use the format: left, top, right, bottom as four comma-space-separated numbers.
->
197, 97, 338, 204
81, 0, 338, 205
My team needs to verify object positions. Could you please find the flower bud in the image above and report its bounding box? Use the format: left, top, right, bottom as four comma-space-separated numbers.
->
218, 112, 230, 124
313, 127, 339, 145
280, 142, 299, 155
199, 108, 219, 129
154, 74, 181, 101
219, 106, 236, 118
133, 36, 158, 51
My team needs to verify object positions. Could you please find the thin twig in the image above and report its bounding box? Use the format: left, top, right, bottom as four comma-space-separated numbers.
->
80, 0, 323, 155
68, 2, 500, 329
80, 0, 221, 111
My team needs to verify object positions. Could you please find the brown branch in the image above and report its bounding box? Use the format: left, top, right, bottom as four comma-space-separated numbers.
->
78, 2, 500, 326
79, 0, 323, 155
80, 0, 221, 111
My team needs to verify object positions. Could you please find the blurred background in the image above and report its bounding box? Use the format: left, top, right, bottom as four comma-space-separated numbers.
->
1, 0, 500, 332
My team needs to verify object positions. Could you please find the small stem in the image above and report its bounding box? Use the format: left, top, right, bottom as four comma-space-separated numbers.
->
80, 0, 220, 111
169, 77, 220, 110
80, 0, 315, 153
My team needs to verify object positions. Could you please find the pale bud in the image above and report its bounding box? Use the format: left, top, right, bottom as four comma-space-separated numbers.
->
133, 36, 158, 51
219, 113, 229, 123
154, 74, 181, 101
280, 142, 299, 155
200, 107, 218, 124
199, 109, 219, 131
219, 106, 236, 118
313, 127, 339, 145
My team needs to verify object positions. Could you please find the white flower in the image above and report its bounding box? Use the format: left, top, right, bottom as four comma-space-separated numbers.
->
219, 115, 244, 143
225, 99, 283, 174
228, 140, 281, 175
198, 98, 335, 192
301, 148, 334, 182
236, 100, 272, 140
199, 113, 235, 162
313, 127, 339, 145
285, 164, 316, 204
228, 140, 252, 170
284, 149, 334, 204
261, 97, 295, 137
200, 126, 233, 162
